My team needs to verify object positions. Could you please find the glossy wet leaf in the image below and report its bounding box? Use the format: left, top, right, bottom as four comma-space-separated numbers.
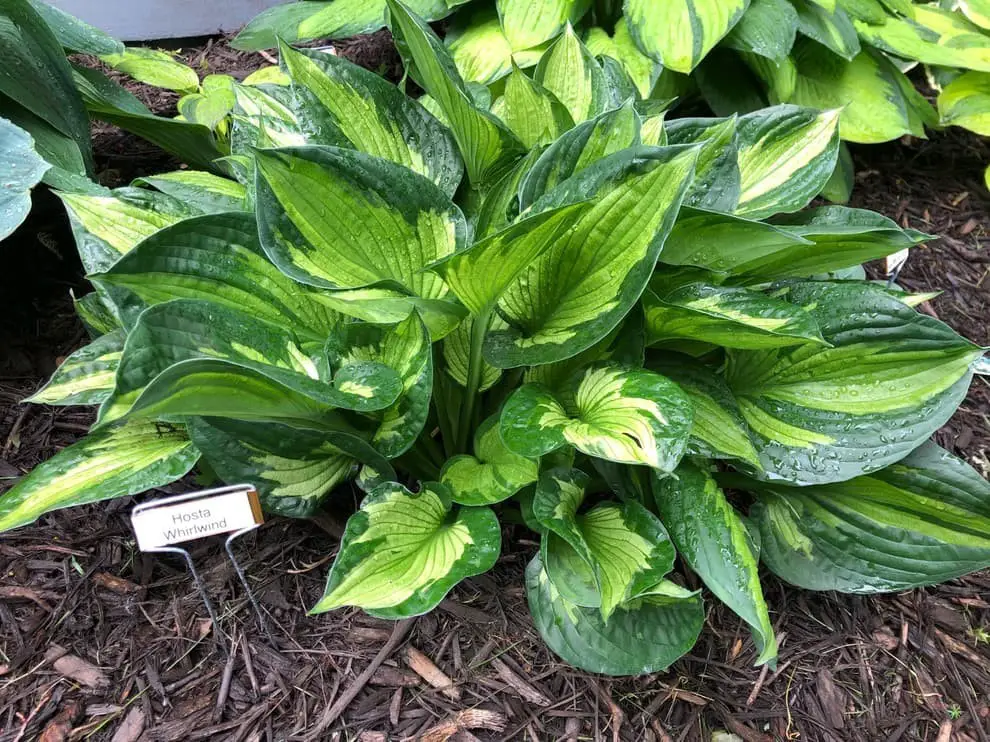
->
441, 415, 538, 505
0, 118, 49, 241
27, 330, 124, 407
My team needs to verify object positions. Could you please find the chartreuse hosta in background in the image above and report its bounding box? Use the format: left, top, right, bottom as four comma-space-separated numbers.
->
2, 0, 989, 676
233, 0, 990, 190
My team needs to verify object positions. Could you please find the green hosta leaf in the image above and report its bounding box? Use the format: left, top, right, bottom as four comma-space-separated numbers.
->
388, 0, 524, 185
441, 415, 538, 505
791, 0, 860, 59
789, 43, 936, 144
501, 363, 694, 471
498, 0, 586, 49
187, 418, 395, 519
742, 442, 990, 592
939, 71, 990, 135
534, 24, 610, 124
644, 282, 826, 349
255, 146, 466, 304
489, 145, 698, 367
0, 420, 199, 532
132, 171, 246, 214
0, 117, 49, 241
695, 48, 768, 117
742, 51, 797, 103
726, 281, 982, 484
27, 0, 123, 55
281, 44, 463, 196
447, 6, 514, 84
585, 19, 661, 99
624, 0, 750, 73
733, 105, 841, 219
821, 140, 853, 203
664, 116, 741, 211
648, 354, 760, 468
95, 212, 339, 343
311, 287, 466, 340
101, 47, 199, 93
654, 463, 776, 665
75, 291, 121, 337
27, 330, 124, 407
311, 481, 501, 617
533, 468, 676, 618
960, 0, 990, 29
177, 75, 236, 131
526, 554, 704, 675
443, 317, 503, 392
475, 148, 542, 238
723, 0, 799, 60
494, 66, 574, 148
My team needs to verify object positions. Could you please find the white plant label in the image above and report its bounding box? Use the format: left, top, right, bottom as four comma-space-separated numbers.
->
885, 248, 910, 276
132, 487, 263, 550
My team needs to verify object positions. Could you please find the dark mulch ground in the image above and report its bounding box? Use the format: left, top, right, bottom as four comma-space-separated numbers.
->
2, 36, 990, 742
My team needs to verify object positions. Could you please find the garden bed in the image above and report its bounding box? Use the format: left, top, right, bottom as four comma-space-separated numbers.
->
1, 34, 989, 742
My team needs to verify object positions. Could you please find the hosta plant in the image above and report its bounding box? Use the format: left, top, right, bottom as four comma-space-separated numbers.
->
2, 0, 990, 676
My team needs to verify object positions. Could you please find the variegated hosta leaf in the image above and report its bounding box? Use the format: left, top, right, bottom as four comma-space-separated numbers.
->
311, 481, 501, 617
441, 414, 538, 505
94, 212, 339, 343
231, 83, 305, 154
280, 44, 463, 197
653, 463, 776, 665
789, 42, 936, 144
664, 116, 741, 211
325, 314, 433, 459
488, 145, 698, 367
624, 0, 750, 73
443, 316, 503, 392
938, 71, 990, 135
723, 0, 799, 60
0, 419, 199, 532
527, 554, 704, 675
585, 19, 661, 99
100, 47, 199, 93
474, 148, 542, 238
647, 354, 760, 469
534, 24, 611, 124
733, 105, 841, 219
187, 418, 395, 519
493, 66, 574, 149
447, 6, 514, 84
726, 282, 982, 484
643, 282, 826, 349
790, 0, 860, 60
533, 467, 676, 619
387, 0, 525, 185
75, 291, 121, 337
741, 442, 990, 592
132, 171, 248, 214
177, 74, 236, 132
960, 0, 990, 29
500, 363, 694, 471
27, 330, 124, 407
310, 287, 466, 340
498, 0, 587, 50
0, 117, 49, 241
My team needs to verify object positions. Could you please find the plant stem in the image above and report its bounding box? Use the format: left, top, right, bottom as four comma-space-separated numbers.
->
457, 311, 490, 454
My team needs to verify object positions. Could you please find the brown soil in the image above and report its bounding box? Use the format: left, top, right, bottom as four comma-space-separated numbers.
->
1, 37, 989, 742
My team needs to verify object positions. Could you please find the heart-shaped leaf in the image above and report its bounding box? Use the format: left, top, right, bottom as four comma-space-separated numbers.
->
441, 414, 538, 505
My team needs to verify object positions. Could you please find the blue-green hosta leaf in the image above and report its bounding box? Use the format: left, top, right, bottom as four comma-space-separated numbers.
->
187, 417, 394, 519
938, 71, 990, 135
726, 281, 982, 484
664, 116, 740, 211
501, 363, 694, 471
311, 481, 501, 617
132, 171, 247, 214
647, 354, 760, 469
489, 145, 698, 367
534, 24, 611, 124
789, 42, 936, 144
654, 462, 776, 665
0, 419, 199, 532
643, 283, 826, 349
533, 468, 676, 618
526, 554, 704, 675
0, 117, 49, 241
94, 213, 339, 343
585, 19, 662, 99
723, 0, 799, 60
624, 0, 750, 73
280, 44, 463, 197
388, 0, 525, 185
518, 101, 640, 211
443, 317, 503, 392
326, 314, 433, 458
27, 330, 125, 407
441, 414, 538, 505
694, 48, 769, 117
446, 6, 514, 84
498, 0, 587, 50
100, 47, 198, 93
733, 105, 841, 219
26, 0, 123, 55
741, 442, 990, 592
791, 0, 860, 59
493, 66, 574, 148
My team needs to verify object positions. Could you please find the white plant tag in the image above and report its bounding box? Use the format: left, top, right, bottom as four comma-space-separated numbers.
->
131, 485, 263, 551
886, 248, 910, 276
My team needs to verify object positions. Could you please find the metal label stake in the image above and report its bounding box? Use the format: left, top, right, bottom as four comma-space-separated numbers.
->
131, 484, 268, 654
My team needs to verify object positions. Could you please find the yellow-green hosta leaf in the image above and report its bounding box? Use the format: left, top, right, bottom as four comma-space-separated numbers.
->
443, 316, 503, 392
790, 0, 860, 59
74, 291, 121, 337
624, 0, 750, 73
501, 363, 694, 471
664, 116, 741, 211
733, 105, 841, 219
726, 281, 982, 484
388, 0, 525, 185
310, 286, 466, 340
474, 148, 542, 238
100, 47, 199, 93
281, 44, 463, 197
960, 0, 990, 29
723, 0, 799, 60
534, 24, 610, 124
311, 481, 501, 617
489, 145, 698, 367
441, 414, 538, 505
0, 117, 49, 240
0, 419, 199, 532
938, 70, 990, 135
499, 0, 587, 50
739, 442, 990, 592
447, 6, 514, 84
654, 462, 776, 665
177, 74, 236, 131
585, 19, 661, 98
493, 66, 574, 148
243, 66, 290, 86
643, 282, 826, 349
27, 330, 124, 407
527, 554, 704, 675
187, 418, 394, 519
132, 171, 246, 213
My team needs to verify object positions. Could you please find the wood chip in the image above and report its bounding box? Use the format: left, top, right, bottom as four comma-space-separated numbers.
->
370, 666, 421, 687
49, 649, 110, 689
358, 733, 386, 742
111, 708, 147, 742
405, 646, 460, 700
38, 700, 81, 742
816, 669, 845, 729
92, 572, 144, 595
414, 709, 507, 742
0, 585, 57, 610
490, 658, 551, 707
936, 720, 954, 742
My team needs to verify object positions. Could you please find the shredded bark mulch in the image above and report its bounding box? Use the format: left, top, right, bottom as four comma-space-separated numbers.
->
1, 37, 989, 742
